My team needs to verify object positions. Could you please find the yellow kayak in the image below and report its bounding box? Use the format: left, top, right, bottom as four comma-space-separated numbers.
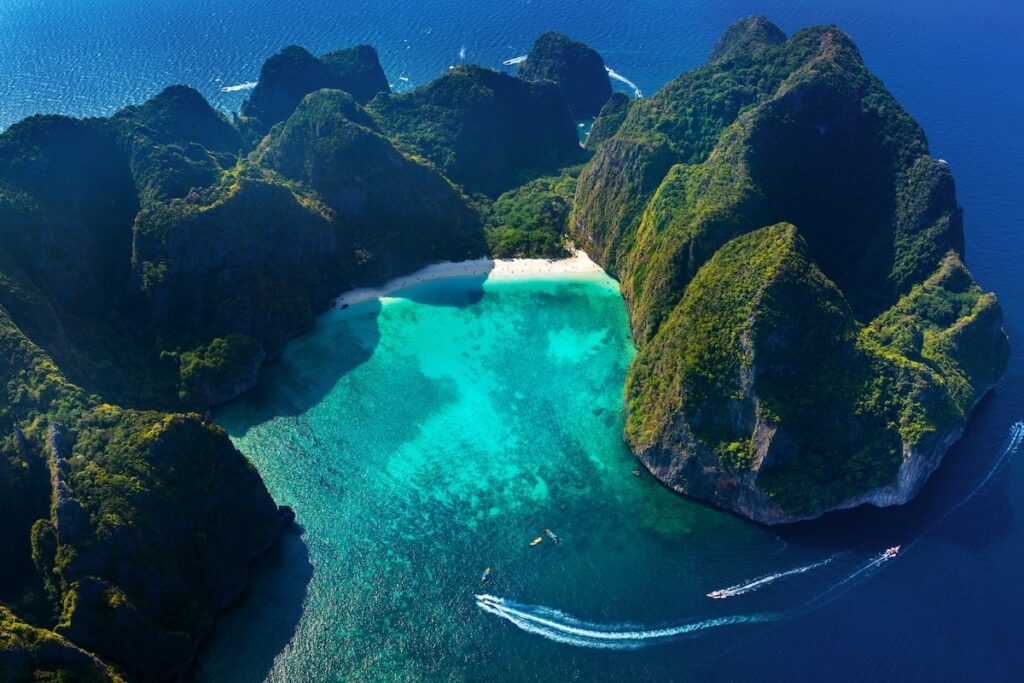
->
530, 537, 544, 547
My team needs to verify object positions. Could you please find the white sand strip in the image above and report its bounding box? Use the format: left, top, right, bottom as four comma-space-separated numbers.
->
333, 249, 604, 309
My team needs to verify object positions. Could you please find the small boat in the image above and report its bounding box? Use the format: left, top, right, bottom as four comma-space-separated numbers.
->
545, 529, 560, 544
481, 567, 491, 583
530, 537, 544, 547
631, 469, 641, 477
341, 303, 349, 310
883, 545, 901, 559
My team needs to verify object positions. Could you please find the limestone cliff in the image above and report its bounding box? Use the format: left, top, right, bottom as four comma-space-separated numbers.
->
573, 17, 1009, 522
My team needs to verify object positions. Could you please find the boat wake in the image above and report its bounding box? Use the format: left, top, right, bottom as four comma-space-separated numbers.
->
475, 594, 778, 650
502, 55, 527, 66
707, 555, 840, 599
804, 420, 1024, 610
477, 422, 1024, 650
605, 67, 642, 97
934, 420, 1023, 523
220, 81, 257, 92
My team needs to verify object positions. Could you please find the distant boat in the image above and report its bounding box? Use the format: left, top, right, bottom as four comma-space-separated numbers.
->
530, 537, 543, 547
481, 567, 491, 583
631, 469, 641, 477
545, 528, 560, 544
883, 545, 901, 559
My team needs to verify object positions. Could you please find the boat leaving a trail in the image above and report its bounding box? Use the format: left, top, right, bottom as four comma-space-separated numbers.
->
530, 537, 544, 547
481, 567, 491, 583
883, 545, 900, 559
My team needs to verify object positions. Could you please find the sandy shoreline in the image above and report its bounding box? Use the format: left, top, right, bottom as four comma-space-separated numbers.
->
333, 249, 605, 309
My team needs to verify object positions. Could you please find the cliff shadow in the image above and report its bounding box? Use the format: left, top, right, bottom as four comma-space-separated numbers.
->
215, 264, 496, 435
215, 299, 385, 435
382, 263, 494, 309
188, 528, 313, 683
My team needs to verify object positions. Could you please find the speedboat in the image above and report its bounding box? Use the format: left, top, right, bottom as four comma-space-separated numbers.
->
481, 567, 491, 583
631, 469, 641, 477
530, 537, 543, 547
883, 545, 901, 559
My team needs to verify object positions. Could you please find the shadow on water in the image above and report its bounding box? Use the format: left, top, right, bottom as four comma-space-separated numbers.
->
777, 392, 1016, 552
195, 264, 496, 677
190, 529, 314, 683
216, 264, 493, 435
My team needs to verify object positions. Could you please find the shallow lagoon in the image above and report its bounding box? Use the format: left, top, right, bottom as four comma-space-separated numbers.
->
195, 272, 1023, 681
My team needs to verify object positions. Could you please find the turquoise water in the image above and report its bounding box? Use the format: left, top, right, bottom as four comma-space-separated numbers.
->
197, 274, 812, 680
9, 0, 1023, 677
194, 270, 1018, 681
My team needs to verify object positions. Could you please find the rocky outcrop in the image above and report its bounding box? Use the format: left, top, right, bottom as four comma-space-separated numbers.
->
518, 31, 613, 119
708, 15, 786, 63
259, 89, 485, 280
578, 18, 1009, 523
627, 227, 1008, 523
177, 335, 267, 408
320, 45, 391, 104
116, 85, 244, 154
48, 409, 286, 680
585, 92, 631, 148
0, 605, 125, 683
240, 45, 389, 135
368, 65, 582, 195
133, 177, 341, 357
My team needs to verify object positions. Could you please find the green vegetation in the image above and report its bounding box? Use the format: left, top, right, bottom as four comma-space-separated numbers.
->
578, 17, 1008, 521
483, 167, 580, 258
585, 92, 632, 149
367, 65, 583, 196
0, 605, 125, 683
0, 33, 587, 677
518, 31, 613, 118
708, 15, 786, 63
239, 44, 389, 137
177, 335, 265, 407
0, 19, 1010, 676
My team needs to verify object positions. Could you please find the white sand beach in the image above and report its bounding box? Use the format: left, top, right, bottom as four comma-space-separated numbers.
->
333, 249, 605, 309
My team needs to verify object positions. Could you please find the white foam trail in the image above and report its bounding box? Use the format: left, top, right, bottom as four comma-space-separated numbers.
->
938, 420, 1023, 520
503, 55, 527, 66
804, 421, 1024, 611
220, 81, 257, 92
605, 67, 643, 98
707, 555, 839, 599
459, 45, 467, 60
475, 594, 778, 649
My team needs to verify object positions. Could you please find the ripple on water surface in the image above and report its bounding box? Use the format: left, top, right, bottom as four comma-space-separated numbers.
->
196, 275, 788, 680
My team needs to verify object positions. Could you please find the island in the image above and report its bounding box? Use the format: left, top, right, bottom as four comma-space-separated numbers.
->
0, 18, 1008, 680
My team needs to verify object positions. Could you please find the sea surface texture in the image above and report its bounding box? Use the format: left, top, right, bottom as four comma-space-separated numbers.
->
3, 0, 1022, 680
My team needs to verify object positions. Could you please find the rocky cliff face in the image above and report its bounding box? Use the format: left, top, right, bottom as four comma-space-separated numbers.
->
574, 17, 1009, 523
240, 44, 389, 136
368, 65, 582, 196
0, 35, 581, 678
0, 605, 125, 683
0, 20, 1011, 678
0, 295, 286, 680
518, 31, 613, 119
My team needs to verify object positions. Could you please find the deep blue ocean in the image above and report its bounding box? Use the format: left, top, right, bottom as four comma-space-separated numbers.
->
3, 1, 1022, 680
